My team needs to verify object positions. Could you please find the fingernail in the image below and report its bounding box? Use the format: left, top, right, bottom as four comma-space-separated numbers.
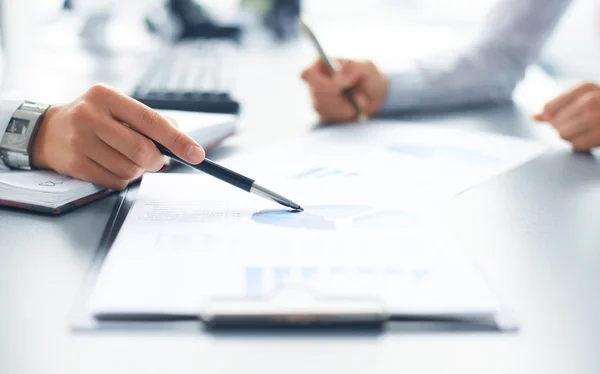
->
186, 145, 205, 164
356, 94, 368, 110
533, 111, 550, 122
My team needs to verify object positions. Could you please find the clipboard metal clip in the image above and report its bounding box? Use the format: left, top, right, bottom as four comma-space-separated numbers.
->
200, 284, 388, 329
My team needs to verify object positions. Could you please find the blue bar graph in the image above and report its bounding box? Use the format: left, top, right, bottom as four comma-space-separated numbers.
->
245, 267, 263, 294
385, 267, 403, 275
329, 267, 345, 276
301, 267, 318, 280
357, 267, 375, 275
315, 169, 343, 178
290, 167, 325, 179
413, 269, 428, 281
289, 167, 362, 180
274, 267, 291, 289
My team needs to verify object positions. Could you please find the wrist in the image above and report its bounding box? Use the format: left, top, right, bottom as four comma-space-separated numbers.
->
370, 75, 390, 115
0, 101, 52, 170
31, 105, 60, 170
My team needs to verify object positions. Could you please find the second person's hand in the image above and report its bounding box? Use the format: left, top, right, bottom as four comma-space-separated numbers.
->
534, 81, 600, 152
31, 83, 206, 189
301, 58, 389, 124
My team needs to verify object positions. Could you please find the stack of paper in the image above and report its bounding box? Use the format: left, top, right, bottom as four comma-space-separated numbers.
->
224, 121, 546, 206
87, 123, 544, 321
88, 172, 500, 319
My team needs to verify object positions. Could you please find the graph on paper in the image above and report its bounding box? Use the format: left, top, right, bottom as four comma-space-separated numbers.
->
385, 144, 500, 165
289, 167, 362, 180
242, 265, 430, 295
251, 205, 421, 231
273, 140, 513, 205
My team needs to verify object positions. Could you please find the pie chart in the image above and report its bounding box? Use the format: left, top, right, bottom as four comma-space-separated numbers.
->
251, 205, 420, 231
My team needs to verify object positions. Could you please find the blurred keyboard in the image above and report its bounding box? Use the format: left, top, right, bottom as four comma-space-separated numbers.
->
132, 41, 240, 115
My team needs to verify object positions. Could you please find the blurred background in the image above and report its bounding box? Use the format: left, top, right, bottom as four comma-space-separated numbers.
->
0, 0, 598, 116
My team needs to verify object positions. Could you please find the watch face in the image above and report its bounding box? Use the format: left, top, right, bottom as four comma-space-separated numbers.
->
6, 118, 30, 135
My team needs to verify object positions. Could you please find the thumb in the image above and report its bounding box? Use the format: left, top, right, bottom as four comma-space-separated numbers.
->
532, 113, 545, 122
355, 92, 368, 112
337, 60, 365, 89
159, 116, 179, 172
350, 92, 370, 120
532, 109, 553, 123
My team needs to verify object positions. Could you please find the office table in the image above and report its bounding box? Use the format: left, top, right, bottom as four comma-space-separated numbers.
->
2, 15, 600, 374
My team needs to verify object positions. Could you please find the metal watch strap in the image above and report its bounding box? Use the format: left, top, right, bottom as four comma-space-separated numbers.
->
0, 101, 50, 170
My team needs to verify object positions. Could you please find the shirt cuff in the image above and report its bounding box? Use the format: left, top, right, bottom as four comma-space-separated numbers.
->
378, 71, 428, 115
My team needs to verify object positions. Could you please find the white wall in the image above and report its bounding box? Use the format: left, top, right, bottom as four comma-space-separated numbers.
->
303, 0, 600, 80
3, 0, 600, 81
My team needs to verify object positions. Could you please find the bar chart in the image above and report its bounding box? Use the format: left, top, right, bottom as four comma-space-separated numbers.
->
242, 265, 431, 295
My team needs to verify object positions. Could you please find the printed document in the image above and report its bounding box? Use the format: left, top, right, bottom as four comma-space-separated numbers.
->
88, 124, 542, 320
223, 121, 545, 206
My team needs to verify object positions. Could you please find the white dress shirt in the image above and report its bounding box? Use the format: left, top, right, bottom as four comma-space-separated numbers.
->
380, 0, 573, 113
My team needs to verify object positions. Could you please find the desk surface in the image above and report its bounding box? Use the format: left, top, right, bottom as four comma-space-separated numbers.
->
2, 15, 600, 374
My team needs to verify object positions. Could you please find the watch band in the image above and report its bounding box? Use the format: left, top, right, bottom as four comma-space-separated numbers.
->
0, 101, 50, 170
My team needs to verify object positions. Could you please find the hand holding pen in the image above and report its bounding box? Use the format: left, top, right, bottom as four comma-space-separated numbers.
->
31, 83, 304, 210
30, 84, 206, 190
300, 19, 389, 124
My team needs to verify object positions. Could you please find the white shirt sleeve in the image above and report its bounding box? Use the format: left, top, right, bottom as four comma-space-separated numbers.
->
0, 97, 26, 171
379, 0, 573, 113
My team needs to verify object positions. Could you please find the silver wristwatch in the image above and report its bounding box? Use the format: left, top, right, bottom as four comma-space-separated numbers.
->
0, 101, 50, 170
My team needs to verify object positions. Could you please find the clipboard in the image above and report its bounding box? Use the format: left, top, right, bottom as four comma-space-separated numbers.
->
197, 285, 514, 331
71, 189, 518, 334
70, 182, 518, 334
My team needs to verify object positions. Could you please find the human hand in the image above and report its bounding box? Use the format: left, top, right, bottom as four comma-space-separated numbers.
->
31, 84, 205, 189
157, 115, 179, 172
301, 58, 388, 123
534, 82, 600, 152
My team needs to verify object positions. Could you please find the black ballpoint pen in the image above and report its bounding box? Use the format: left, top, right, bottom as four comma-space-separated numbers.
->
299, 17, 367, 121
150, 140, 303, 211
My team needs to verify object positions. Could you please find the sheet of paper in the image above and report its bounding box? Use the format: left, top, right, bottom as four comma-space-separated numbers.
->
89, 124, 537, 319
88, 172, 500, 319
0, 170, 94, 194
223, 121, 546, 205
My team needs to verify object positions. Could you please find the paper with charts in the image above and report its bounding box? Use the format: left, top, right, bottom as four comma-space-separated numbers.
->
88, 123, 541, 321
87, 172, 503, 319
222, 121, 545, 206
